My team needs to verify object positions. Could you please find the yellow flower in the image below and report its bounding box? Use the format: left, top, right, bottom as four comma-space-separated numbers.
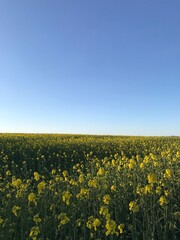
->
92, 218, 101, 231
117, 165, 121, 171
118, 224, 125, 234
159, 196, 168, 206
34, 172, 40, 181
164, 190, 170, 197
97, 167, 105, 176
111, 185, 116, 191
88, 179, 98, 188
150, 153, 156, 160
51, 169, 56, 175
147, 173, 157, 184
50, 204, 54, 211
86, 216, 101, 231
33, 214, 41, 224
29, 226, 40, 239
28, 192, 35, 202
0, 217, 4, 225
78, 173, 84, 183
62, 191, 72, 205
153, 161, 159, 167
140, 163, 144, 169
156, 186, 162, 194
144, 185, 152, 194
12, 177, 22, 188
76, 188, 89, 199
144, 156, 149, 163
69, 179, 77, 186
164, 169, 172, 179
99, 206, 110, 219
105, 219, 118, 236
6, 170, 11, 176
129, 201, 139, 213
12, 205, 21, 216
111, 159, 116, 166
136, 185, 144, 195
103, 195, 111, 205
37, 181, 46, 194
62, 170, 68, 177
86, 217, 93, 229
128, 159, 136, 169
58, 213, 70, 225
64, 176, 69, 182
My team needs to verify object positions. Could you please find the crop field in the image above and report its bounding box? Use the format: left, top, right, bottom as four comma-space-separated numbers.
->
0, 134, 179, 240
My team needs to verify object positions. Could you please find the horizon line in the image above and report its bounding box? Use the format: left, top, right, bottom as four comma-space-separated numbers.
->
0, 132, 179, 137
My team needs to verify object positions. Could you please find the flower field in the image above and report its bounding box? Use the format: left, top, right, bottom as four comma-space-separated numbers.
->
0, 134, 179, 239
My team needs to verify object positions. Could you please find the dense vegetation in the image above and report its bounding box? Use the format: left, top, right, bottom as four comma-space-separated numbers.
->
0, 134, 179, 239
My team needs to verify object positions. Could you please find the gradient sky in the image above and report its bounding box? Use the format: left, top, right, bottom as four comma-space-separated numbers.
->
0, 0, 180, 136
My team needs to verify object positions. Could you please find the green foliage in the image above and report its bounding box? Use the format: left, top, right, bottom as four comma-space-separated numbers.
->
0, 134, 180, 239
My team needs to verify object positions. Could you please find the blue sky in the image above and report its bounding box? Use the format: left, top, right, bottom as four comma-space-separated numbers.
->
0, 0, 180, 135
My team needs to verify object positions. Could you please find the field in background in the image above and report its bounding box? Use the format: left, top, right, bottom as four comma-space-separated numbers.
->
0, 134, 179, 239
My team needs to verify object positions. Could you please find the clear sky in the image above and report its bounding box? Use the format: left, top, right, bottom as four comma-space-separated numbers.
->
0, 0, 180, 136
